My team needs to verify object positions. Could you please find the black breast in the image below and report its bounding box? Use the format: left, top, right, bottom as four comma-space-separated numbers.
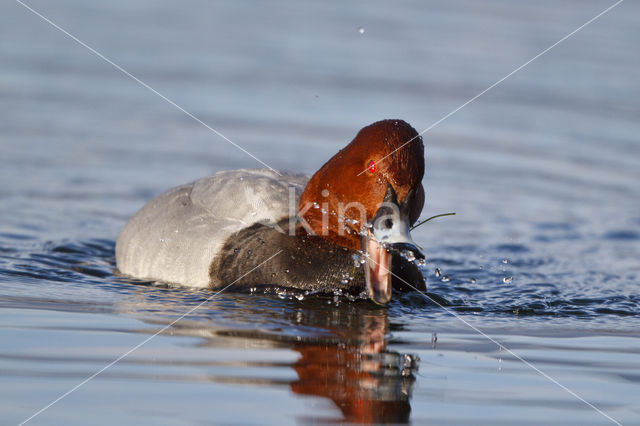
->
209, 221, 425, 296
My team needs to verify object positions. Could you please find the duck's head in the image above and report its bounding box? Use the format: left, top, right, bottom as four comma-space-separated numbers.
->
299, 119, 425, 305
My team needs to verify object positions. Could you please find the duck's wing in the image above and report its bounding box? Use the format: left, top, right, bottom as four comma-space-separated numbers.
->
115, 169, 308, 288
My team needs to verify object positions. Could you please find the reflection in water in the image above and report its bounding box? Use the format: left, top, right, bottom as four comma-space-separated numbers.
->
158, 300, 419, 424
290, 312, 417, 423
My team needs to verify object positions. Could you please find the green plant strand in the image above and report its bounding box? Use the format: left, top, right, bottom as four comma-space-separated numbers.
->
410, 212, 456, 230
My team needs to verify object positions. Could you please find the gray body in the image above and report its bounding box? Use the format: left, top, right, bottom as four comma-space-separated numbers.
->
116, 169, 307, 288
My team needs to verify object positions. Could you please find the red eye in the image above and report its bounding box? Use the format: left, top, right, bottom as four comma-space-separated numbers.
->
367, 160, 376, 173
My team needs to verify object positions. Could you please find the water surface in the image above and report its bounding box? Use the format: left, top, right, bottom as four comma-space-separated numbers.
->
1, 0, 639, 424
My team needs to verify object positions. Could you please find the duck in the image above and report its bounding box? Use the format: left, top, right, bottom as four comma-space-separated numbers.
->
115, 119, 426, 304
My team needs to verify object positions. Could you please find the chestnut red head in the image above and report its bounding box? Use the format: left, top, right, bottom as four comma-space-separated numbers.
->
299, 119, 425, 250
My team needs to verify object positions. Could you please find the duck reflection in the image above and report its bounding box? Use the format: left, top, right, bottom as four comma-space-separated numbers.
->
289, 309, 417, 423
126, 291, 418, 423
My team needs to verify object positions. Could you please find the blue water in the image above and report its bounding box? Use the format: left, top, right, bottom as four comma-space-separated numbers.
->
1, 0, 639, 424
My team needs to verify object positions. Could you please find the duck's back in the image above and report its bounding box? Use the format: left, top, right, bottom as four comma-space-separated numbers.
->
115, 169, 308, 288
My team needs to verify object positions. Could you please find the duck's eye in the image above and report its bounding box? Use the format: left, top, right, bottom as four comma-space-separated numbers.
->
367, 160, 376, 173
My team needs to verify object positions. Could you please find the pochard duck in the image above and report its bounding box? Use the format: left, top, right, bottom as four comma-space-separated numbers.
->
115, 119, 426, 304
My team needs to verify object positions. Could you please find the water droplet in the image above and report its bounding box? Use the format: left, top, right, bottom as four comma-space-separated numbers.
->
503, 276, 513, 283
435, 268, 441, 277
358, 27, 365, 34
441, 275, 451, 282
320, 208, 327, 214
313, 202, 319, 209
502, 259, 508, 264
295, 294, 304, 301
271, 272, 276, 278
402, 250, 416, 262
401, 354, 414, 368
416, 258, 426, 267
470, 277, 477, 284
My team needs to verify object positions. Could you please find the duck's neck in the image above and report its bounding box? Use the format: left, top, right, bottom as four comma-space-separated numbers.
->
297, 208, 362, 252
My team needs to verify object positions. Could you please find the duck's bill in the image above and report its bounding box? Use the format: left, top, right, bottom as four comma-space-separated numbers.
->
363, 233, 393, 305
362, 230, 425, 306
363, 183, 425, 305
